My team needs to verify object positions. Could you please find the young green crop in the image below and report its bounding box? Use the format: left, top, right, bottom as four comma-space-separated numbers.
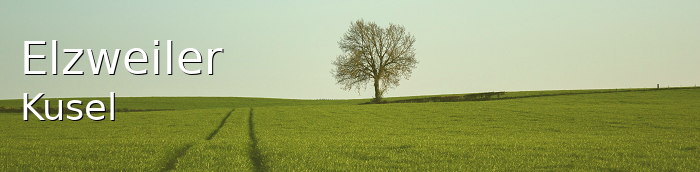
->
0, 97, 367, 111
0, 108, 231, 171
174, 108, 253, 171
252, 89, 700, 171
1, 88, 698, 171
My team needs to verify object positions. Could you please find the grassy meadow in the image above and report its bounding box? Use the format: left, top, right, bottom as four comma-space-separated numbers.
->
1, 87, 699, 171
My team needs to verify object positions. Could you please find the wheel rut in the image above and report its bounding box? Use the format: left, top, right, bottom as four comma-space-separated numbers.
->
206, 109, 235, 140
162, 109, 235, 171
161, 108, 266, 171
248, 108, 267, 172
161, 143, 194, 172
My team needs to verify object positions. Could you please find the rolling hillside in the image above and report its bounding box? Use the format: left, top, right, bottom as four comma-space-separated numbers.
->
1, 88, 698, 171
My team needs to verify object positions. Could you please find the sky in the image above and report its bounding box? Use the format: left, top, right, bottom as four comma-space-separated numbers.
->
1, 1, 699, 100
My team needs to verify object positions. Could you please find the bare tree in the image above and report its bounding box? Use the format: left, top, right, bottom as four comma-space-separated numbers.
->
332, 19, 417, 103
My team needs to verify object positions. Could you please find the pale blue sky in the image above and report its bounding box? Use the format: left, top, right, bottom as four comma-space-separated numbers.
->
1, 1, 699, 100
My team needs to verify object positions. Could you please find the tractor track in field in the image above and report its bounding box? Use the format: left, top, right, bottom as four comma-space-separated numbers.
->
161, 108, 266, 171
162, 143, 194, 172
206, 109, 236, 140
248, 108, 267, 172
162, 109, 235, 171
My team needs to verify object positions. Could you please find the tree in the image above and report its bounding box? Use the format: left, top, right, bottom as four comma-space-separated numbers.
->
332, 19, 418, 103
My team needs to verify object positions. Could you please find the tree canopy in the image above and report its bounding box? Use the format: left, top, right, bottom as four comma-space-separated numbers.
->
332, 19, 417, 103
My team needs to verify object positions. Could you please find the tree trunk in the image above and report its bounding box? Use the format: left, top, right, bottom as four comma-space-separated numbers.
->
373, 78, 381, 103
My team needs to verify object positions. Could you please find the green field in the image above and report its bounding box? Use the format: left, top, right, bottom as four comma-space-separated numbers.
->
1, 88, 699, 171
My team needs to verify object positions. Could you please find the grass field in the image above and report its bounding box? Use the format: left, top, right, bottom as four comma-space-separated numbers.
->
1, 88, 699, 171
